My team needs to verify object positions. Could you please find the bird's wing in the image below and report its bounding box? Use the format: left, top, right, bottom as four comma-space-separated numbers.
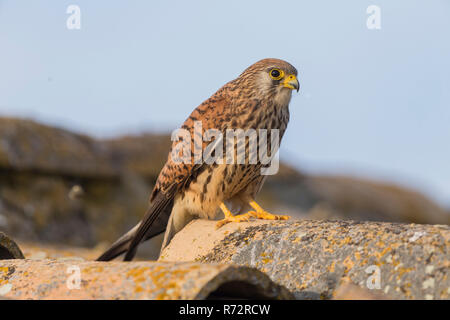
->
97, 93, 231, 261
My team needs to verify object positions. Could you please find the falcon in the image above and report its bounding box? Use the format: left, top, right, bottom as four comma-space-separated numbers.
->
97, 58, 299, 261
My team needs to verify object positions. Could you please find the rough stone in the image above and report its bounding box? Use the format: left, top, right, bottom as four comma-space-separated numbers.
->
0, 232, 24, 260
160, 219, 450, 300
0, 259, 293, 300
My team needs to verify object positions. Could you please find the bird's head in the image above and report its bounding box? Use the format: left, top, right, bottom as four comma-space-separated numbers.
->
237, 58, 299, 106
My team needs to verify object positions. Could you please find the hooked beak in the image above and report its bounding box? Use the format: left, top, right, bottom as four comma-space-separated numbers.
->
283, 74, 299, 92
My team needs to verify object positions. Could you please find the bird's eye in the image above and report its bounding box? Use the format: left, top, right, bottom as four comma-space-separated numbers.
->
269, 68, 284, 80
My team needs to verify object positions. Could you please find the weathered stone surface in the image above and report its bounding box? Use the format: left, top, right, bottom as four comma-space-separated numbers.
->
0, 117, 116, 177
0, 232, 24, 260
0, 259, 293, 300
160, 219, 450, 300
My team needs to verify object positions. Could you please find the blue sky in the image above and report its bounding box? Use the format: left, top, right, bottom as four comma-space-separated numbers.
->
0, 1, 449, 207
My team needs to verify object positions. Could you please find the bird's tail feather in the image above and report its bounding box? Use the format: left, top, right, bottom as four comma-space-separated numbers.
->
123, 192, 172, 261
96, 223, 140, 261
96, 193, 173, 261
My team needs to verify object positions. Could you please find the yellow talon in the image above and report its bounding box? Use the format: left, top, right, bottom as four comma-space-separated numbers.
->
216, 200, 289, 229
248, 200, 290, 221
216, 202, 252, 228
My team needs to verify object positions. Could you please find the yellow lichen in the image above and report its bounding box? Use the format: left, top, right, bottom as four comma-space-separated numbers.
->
343, 256, 354, 272
328, 261, 336, 273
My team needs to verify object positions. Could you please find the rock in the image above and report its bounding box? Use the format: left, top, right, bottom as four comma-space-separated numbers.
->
160, 219, 450, 300
104, 134, 171, 179
0, 120, 153, 251
0, 259, 293, 300
0, 117, 116, 177
0, 232, 24, 259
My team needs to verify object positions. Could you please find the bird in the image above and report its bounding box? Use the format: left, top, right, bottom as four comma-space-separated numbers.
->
97, 58, 299, 261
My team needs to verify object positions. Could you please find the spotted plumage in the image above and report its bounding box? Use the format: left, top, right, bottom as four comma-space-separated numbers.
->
97, 58, 299, 261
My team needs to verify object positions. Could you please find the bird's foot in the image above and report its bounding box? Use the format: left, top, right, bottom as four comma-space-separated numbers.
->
249, 210, 290, 221
216, 212, 252, 229
247, 200, 290, 221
